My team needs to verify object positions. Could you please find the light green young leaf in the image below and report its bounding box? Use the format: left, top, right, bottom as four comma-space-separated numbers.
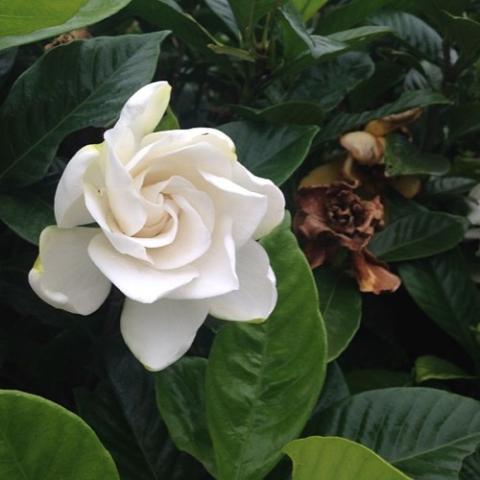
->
284, 436, 411, 480
205, 217, 327, 480
315, 387, 480, 480
291, 0, 327, 21
0, 32, 168, 187
0, 0, 132, 51
414, 355, 476, 383
0, 389, 119, 479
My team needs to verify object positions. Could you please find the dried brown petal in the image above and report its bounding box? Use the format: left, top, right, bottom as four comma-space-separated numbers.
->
300, 158, 345, 188
365, 108, 423, 137
352, 250, 401, 294
340, 131, 384, 166
45, 29, 91, 51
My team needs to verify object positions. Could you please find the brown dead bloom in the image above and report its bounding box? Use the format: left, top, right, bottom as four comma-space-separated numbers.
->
44, 29, 91, 51
294, 183, 401, 294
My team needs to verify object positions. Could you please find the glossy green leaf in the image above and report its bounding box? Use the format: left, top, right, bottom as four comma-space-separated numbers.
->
0, 0, 132, 51
0, 389, 119, 479
384, 134, 450, 177
284, 436, 411, 480
0, 192, 54, 244
220, 121, 318, 185
77, 343, 205, 480
155, 357, 215, 475
205, 218, 327, 480
292, 0, 327, 21
423, 177, 477, 197
205, 0, 240, 37
130, 0, 219, 57
234, 102, 325, 125
461, 449, 480, 480
287, 52, 375, 112
369, 209, 467, 262
369, 11, 443, 63
315, 267, 361, 362
0, 1, 86, 37
398, 249, 480, 363
414, 355, 476, 383
316, 90, 450, 142
315, 387, 480, 480
0, 32, 167, 187
328, 25, 392, 48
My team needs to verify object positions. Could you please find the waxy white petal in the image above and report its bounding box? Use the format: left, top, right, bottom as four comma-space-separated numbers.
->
88, 234, 198, 303
55, 145, 99, 228
121, 298, 209, 371
28, 227, 110, 315
208, 240, 277, 322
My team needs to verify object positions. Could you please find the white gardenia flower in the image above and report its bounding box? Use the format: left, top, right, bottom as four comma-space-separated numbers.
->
29, 81, 285, 371
466, 183, 480, 241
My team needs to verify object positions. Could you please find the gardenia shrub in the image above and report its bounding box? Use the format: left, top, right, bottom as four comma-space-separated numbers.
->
0, 1, 480, 479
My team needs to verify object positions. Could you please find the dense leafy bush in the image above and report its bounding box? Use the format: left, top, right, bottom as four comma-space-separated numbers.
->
1, 1, 480, 479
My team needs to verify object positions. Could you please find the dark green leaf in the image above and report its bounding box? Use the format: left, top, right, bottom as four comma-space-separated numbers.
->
207, 44, 255, 62
369, 210, 467, 262
461, 449, 480, 480
0, 0, 132, 51
233, 102, 325, 125
219, 121, 319, 185
346, 369, 411, 394
205, 0, 240, 37
0, 32, 167, 187
227, 0, 281, 32
205, 218, 327, 480
284, 436, 412, 480
0, 389, 119, 479
423, 177, 477, 197
315, 267, 361, 362
131, 0, 219, 57
384, 134, 450, 177
292, 0, 327, 21
398, 249, 480, 363
0, 192, 54, 244
315, 387, 480, 480
77, 343, 206, 480
414, 355, 476, 383
155, 357, 215, 475
448, 105, 480, 141
316, 90, 450, 142
328, 25, 392, 48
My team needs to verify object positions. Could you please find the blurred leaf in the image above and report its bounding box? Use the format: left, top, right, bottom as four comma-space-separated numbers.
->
369, 11, 444, 63
316, 90, 450, 142
0, 192, 54, 244
384, 134, 450, 177
423, 177, 477, 197
205, 218, 327, 480
370, 208, 467, 262
234, 102, 325, 125
219, 121, 319, 185
0, 390, 119, 479
155, 357, 215, 475
227, 0, 281, 32
346, 369, 411, 394
156, 106, 180, 131
0, 32, 167, 188
287, 52, 375, 112
315, 387, 480, 480
292, 0, 327, 21
315, 267, 361, 362
77, 343, 206, 480
284, 436, 411, 480
131, 0, 219, 57
448, 105, 480, 141
414, 355, 476, 383
328, 25, 392, 48
205, 0, 240, 37
0, 0, 132, 51
398, 249, 480, 364
207, 44, 255, 61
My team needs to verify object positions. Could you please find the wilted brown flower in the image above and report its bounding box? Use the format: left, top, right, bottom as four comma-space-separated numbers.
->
294, 182, 401, 294
44, 29, 91, 50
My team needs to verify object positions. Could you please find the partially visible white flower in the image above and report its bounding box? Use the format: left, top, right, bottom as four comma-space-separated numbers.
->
466, 183, 480, 241
29, 81, 285, 371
